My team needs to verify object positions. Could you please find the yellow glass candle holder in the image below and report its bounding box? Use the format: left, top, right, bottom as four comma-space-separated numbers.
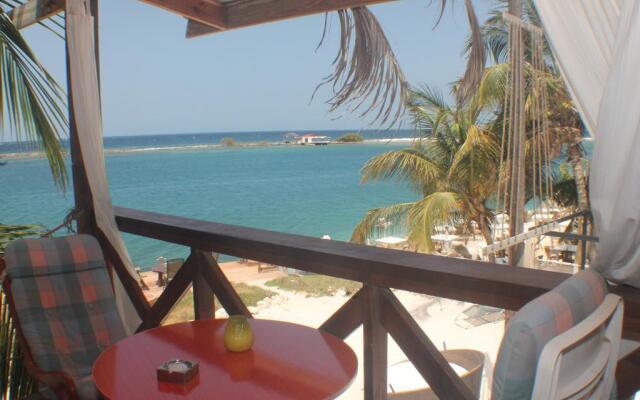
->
223, 315, 254, 352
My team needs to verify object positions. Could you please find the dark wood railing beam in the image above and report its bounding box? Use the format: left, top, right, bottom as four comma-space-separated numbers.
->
113, 206, 640, 396
114, 207, 566, 307
113, 206, 640, 339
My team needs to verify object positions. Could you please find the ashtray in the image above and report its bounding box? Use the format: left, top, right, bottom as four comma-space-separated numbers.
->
157, 359, 199, 384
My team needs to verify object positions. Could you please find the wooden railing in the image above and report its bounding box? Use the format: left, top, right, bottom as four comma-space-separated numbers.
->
112, 206, 640, 399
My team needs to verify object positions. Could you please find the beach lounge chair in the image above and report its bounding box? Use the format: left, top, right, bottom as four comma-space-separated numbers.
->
2, 235, 126, 399
492, 269, 622, 399
165, 258, 184, 282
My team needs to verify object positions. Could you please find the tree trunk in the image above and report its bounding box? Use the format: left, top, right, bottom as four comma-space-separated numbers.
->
568, 141, 589, 266
568, 143, 589, 211
478, 218, 496, 263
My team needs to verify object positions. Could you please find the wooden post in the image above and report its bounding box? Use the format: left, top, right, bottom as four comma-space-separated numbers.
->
65, 0, 100, 235
193, 250, 215, 320
363, 284, 387, 400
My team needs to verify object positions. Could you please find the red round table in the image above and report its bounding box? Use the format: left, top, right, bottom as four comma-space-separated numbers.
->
92, 319, 357, 399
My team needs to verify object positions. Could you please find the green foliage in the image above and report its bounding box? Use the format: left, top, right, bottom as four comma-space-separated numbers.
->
353, 85, 500, 252
0, 224, 45, 254
265, 274, 361, 297
221, 137, 237, 147
336, 133, 364, 143
0, 13, 68, 190
1, 288, 36, 400
553, 163, 578, 208
1, 222, 44, 399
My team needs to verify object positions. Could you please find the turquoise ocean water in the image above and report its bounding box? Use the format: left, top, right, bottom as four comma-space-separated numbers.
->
1, 131, 416, 269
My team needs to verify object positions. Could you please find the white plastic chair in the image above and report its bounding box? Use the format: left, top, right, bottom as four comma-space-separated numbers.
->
532, 294, 623, 400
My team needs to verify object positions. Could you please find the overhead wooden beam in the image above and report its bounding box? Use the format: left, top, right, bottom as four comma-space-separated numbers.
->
137, 0, 226, 30
8, 0, 64, 30
186, 0, 396, 38
186, 19, 221, 39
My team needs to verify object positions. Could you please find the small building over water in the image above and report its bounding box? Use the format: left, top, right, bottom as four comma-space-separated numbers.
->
295, 133, 331, 145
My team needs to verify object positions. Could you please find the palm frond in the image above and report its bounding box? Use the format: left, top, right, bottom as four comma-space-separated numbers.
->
361, 147, 444, 191
448, 124, 500, 197
408, 192, 464, 252
456, 0, 486, 105
408, 86, 452, 136
476, 62, 510, 109
0, 12, 68, 190
314, 7, 408, 127
350, 202, 416, 243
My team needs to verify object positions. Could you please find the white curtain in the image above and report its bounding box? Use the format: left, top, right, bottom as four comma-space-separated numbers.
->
66, 0, 142, 332
534, 0, 640, 287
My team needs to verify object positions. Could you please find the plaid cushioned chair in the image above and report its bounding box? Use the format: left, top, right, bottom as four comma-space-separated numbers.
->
492, 269, 623, 400
2, 235, 126, 400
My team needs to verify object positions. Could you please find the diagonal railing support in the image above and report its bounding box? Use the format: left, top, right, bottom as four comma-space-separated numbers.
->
136, 253, 198, 332
96, 231, 151, 320
199, 251, 252, 317
380, 288, 475, 400
319, 287, 365, 339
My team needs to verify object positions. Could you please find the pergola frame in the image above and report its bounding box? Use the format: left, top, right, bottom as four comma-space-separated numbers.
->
9, 0, 397, 36
7, 0, 640, 398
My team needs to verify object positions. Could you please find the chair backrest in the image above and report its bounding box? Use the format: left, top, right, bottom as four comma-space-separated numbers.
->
165, 258, 184, 281
492, 269, 619, 400
532, 293, 622, 400
3, 235, 126, 378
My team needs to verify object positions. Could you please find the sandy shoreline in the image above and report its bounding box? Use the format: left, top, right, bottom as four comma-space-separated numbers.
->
0, 138, 416, 160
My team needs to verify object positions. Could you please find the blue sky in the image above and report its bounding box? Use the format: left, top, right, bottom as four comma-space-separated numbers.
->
20, 0, 493, 137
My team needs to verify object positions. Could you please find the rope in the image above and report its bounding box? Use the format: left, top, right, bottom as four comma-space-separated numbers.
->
41, 208, 82, 237
490, 13, 555, 260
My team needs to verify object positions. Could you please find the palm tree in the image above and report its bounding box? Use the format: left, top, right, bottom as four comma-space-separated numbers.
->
472, 0, 588, 212
0, 7, 67, 399
351, 86, 500, 254
0, 7, 68, 189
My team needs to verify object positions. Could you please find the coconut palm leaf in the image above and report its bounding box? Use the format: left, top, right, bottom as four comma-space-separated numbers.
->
408, 192, 465, 252
448, 124, 500, 197
315, 7, 408, 127
430, 0, 486, 105
354, 83, 499, 252
360, 146, 444, 194
0, 11, 68, 190
350, 202, 416, 244
456, 0, 486, 105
